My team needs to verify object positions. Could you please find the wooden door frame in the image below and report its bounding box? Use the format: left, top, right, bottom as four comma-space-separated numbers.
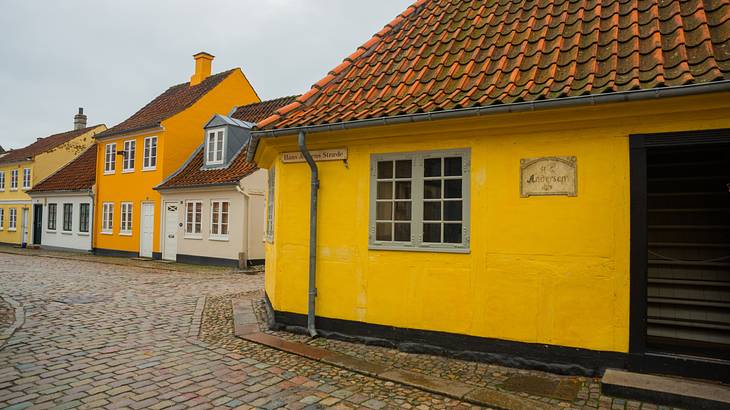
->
162, 201, 178, 261
139, 201, 155, 258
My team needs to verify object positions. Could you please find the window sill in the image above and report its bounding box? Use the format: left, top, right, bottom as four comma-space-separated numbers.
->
61, 231, 72, 235
122, 169, 135, 174
8, 229, 17, 232
184, 235, 203, 240
142, 167, 156, 172
47, 230, 57, 234
368, 245, 470, 254
103, 172, 115, 176
78, 232, 90, 236
10, 189, 18, 192
119, 232, 133, 236
209, 236, 229, 242
100, 231, 113, 235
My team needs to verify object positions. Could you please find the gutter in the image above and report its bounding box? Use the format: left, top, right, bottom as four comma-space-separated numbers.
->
298, 131, 319, 338
247, 80, 730, 161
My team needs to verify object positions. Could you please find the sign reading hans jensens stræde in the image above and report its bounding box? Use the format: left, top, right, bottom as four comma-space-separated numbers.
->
281, 148, 348, 163
520, 156, 577, 197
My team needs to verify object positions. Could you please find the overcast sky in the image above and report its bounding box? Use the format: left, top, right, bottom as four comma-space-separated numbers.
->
0, 0, 413, 149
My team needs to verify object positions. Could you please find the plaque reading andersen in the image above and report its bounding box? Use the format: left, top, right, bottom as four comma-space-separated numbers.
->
281, 148, 347, 163
520, 156, 577, 197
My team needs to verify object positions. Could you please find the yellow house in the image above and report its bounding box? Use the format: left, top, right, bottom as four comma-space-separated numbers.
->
0, 109, 104, 246
93, 52, 260, 258
250, 0, 730, 382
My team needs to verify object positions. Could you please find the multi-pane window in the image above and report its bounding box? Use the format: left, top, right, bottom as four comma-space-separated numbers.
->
0, 208, 4, 230
206, 129, 225, 165
120, 202, 133, 234
62, 203, 73, 232
102, 202, 114, 233
370, 149, 470, 251
104, 143, 116, 174
143, 137, 157, 170
79, 203, 90, 233
122, 140, 136, 172
266, 167, 275, 242
47, 203, 57, 230
22, 168, 31, 189
10, 170, 18, 190
0, 171, 5, 190
210, 200, 229, 238
185, 201, 202, 237
8, 208, 17, 231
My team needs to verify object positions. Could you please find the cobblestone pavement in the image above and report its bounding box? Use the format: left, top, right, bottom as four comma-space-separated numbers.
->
0, 297, 12, 331
0, 253, 480, 409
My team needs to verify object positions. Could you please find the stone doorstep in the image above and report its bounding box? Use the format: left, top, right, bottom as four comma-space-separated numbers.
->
601, 369, 730, 410
230, 299, 552, 410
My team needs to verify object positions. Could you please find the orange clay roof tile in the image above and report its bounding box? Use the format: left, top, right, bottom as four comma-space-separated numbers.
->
0, 125, 104, 165
258, 0, 730, 131
27, 145, 97, 192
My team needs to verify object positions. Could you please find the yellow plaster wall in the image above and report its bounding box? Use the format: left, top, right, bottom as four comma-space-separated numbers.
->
93, 69, 260, 254
0, 126, 102, 244
261, 92, 730, 353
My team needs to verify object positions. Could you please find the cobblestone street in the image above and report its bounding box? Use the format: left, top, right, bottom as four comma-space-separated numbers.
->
0, 252, 478, 409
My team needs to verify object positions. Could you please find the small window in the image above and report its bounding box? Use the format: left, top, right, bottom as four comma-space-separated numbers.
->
0, 208, 4, 230
0, 171, 5, 191
22, 168, 31, 189
10, 170, 18, 190
266, 167, 275, 242
8, 208, 17, 231
210, 200, 229, 239
47, 203, 57, 231
185, 201, 202, 237
120, 202, 133, 234
143, 137, 157, 170
122, 140, 136, 172
104, 143, 116, 174
206, 129, 225, 165
102, 202, 114, 234
62, 203, 73, 232
369, 149, 470, 252
79, 203, 90, 233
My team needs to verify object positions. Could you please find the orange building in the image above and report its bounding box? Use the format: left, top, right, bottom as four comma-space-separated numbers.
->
93, 53, 260, 258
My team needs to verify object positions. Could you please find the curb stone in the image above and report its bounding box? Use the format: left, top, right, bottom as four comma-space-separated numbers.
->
230, 298, 553, 410
0, 294, 24, 350
188, 296, 207, 338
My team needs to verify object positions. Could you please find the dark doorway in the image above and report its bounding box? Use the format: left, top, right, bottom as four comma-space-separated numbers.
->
631, 131, 730, 363
32, 204, 42, 245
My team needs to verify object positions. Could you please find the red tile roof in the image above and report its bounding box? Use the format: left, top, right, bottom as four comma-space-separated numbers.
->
97, 69, 237, 138
28, 145, 97, 193
0, 125, 104, 165
258, 0, 730, 130
231, 95, 300, 123
157, 97, 296, 190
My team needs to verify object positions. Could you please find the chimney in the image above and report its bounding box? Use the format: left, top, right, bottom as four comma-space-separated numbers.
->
74, 107, 87, 130
190, 52, 214, 86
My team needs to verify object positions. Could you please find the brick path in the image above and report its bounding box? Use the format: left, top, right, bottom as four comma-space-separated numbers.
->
0, 253, 478, 409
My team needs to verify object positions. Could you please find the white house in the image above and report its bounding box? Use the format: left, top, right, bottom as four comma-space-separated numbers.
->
27, 146, 97, 252
154, 96, 296, 267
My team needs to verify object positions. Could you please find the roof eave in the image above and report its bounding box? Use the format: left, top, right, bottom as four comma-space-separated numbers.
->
95, 124, 163, 140
155, 181, 239, 191
247, 80, 730, 162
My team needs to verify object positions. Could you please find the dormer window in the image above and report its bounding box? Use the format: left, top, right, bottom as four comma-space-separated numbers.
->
206, 128, 225, 165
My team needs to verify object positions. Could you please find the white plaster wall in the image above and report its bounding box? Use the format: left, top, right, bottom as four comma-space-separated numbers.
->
30, 193, 93, 251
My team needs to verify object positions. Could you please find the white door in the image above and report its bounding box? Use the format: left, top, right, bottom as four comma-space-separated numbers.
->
21, 208, 29, 245
163, 202, 178, 261
140, 203, 154, 258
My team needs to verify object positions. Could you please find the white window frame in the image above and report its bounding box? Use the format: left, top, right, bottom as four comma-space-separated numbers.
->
205, 128, 225, 166
47, 203, 57, 231
369, 149, 471, 253
0, 208, 4, 230
143, 136, 157, 171
266, 167, 275, 243
122, 140, 136, 173
10, 169, 18, 191
120, 202, 133, 235
0, 171, 6, 191
8, 208, 17, 231
209, 200, 230, 240
101, 202, 114, 234
184, 200, 203, 239
79, 203, 90, 233
22, 168, 31, 189
62, 203, 73, 232
104, 143, 117, 174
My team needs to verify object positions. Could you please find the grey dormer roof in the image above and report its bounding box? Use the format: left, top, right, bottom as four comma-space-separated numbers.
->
204, 114, 254, 130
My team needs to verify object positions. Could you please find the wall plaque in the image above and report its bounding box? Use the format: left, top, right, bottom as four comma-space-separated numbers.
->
281, 148, 347, 163
520, 156, 577, 197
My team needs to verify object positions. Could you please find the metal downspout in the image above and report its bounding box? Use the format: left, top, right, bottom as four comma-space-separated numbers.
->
298, 131, 319, 337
